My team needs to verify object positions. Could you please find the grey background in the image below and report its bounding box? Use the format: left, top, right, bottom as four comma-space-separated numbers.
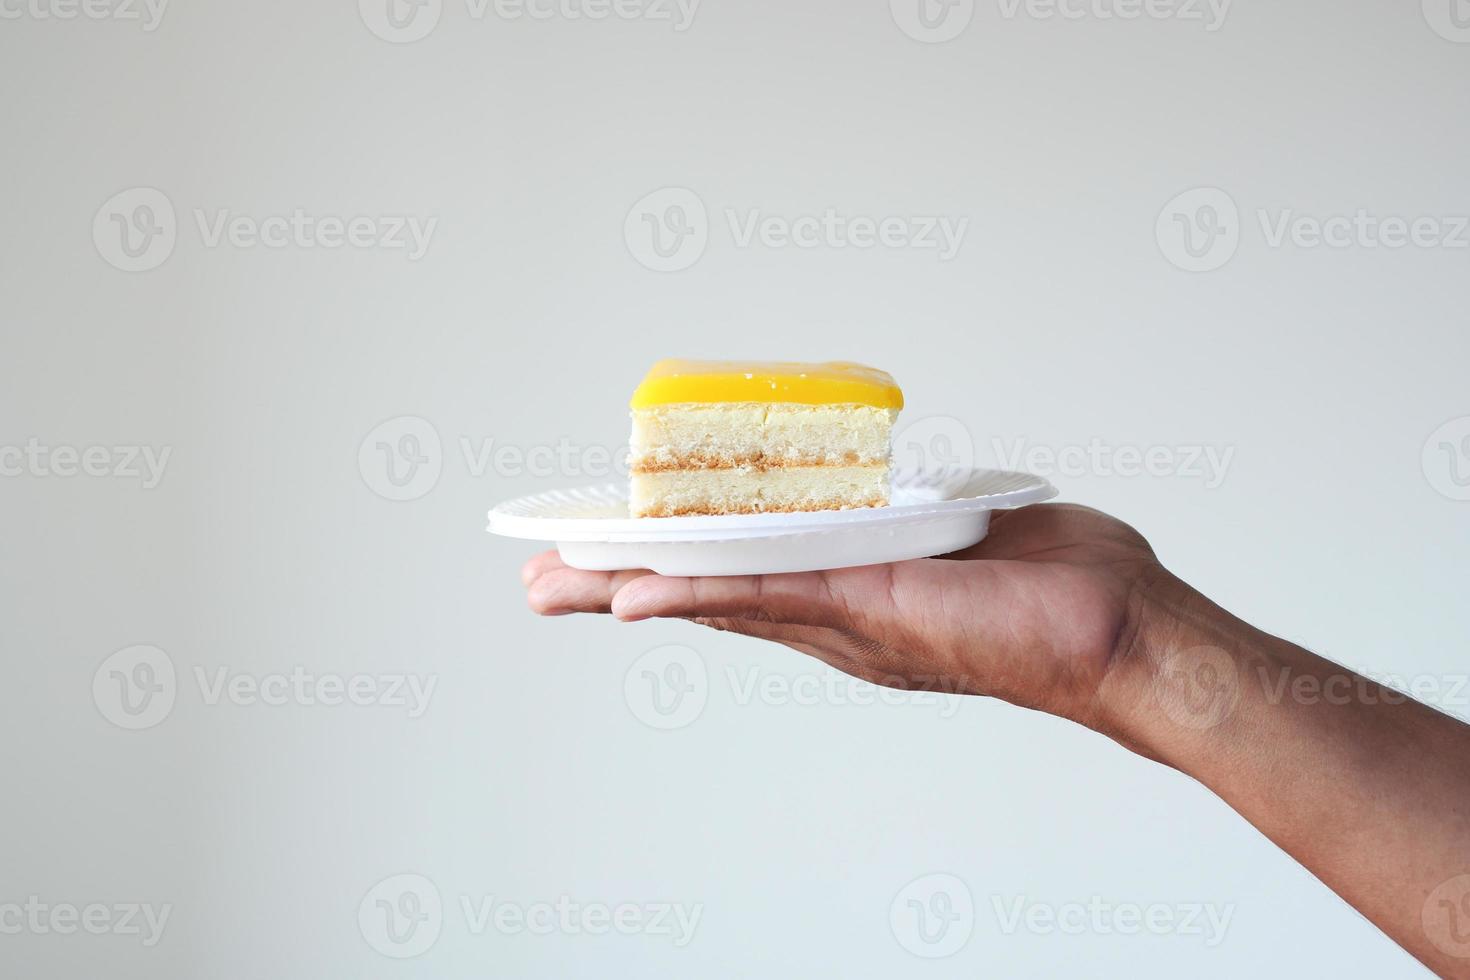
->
3, 0, 1468, 976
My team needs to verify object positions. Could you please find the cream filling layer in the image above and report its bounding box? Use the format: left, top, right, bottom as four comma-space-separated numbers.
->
630, 465, 888, 517
630, 403, 897, 471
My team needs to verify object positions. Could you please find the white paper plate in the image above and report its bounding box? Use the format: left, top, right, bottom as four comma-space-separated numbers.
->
487, 469, 1056, 577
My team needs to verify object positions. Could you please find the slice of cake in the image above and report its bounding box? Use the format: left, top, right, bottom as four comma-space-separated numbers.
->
628, 359, 903, 518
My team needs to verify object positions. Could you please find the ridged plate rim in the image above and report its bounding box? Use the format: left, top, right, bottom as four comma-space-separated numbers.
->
486, 468, 1057, 543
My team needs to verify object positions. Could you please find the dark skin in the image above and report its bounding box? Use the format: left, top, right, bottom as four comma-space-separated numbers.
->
524, 504, 1470, 977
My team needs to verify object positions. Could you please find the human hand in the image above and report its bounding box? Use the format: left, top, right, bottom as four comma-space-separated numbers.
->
522, 503, 1167, 730
523, 501, 1470, 976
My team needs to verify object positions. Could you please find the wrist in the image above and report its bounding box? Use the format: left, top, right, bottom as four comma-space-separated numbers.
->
1087, 567, 1266, 771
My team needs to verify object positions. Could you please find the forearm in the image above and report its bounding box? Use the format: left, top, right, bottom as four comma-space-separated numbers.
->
1098, 572, 1470, 977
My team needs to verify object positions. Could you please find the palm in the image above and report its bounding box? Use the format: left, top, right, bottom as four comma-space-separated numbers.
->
523, 504, 1161, 725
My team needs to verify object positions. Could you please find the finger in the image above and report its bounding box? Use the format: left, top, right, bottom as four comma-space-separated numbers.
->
527, 566, 657, 616
521, 550, 569, 587
611, 571, 855, 628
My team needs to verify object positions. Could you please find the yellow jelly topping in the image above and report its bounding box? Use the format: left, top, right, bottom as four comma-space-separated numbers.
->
630, 359, 903, 410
